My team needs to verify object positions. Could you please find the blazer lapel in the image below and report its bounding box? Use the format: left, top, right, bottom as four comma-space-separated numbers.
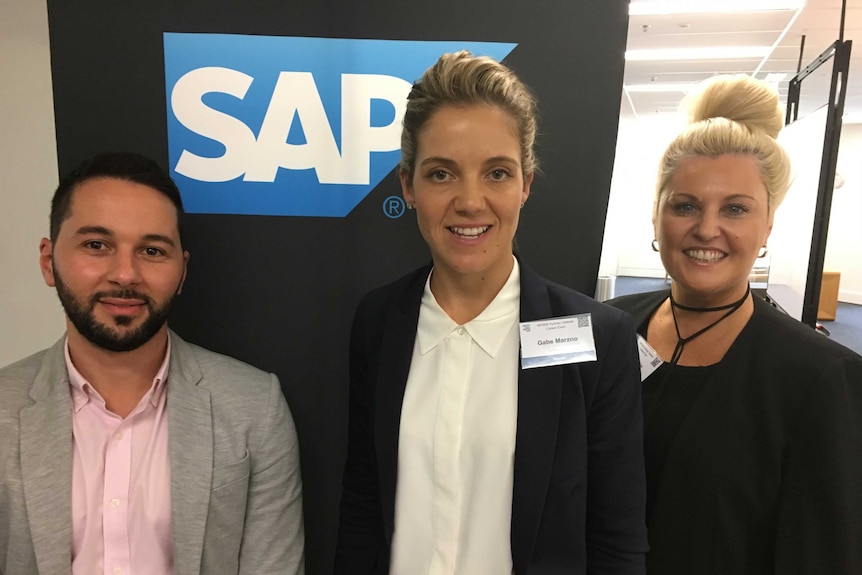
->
20, 338, 73, 575
374, 266, 428, 543
166, 331, 213, 575
511, 262, 563, 574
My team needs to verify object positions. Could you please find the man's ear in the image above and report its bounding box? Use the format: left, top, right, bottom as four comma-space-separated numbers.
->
177, 251, 190, 295
39, 238, 56, 287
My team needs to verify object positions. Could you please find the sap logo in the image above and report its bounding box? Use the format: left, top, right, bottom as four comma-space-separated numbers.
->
172, 68, 410, 186
164, 34, 516, 217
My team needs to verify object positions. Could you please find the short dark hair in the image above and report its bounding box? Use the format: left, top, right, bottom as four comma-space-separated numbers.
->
50, 152, 185, 241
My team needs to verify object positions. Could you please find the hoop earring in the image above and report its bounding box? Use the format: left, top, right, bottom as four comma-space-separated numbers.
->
651, 239, 660, 252
757, 245, 768, 258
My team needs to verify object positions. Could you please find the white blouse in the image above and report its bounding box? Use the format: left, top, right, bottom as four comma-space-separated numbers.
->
390, 259, 521, 575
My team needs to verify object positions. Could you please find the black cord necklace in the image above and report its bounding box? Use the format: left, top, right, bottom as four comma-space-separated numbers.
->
667, 286, 750, 365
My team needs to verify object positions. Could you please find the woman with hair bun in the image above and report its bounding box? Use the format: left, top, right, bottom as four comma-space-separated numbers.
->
609, 75, 862, 573
335, 51, 648, 574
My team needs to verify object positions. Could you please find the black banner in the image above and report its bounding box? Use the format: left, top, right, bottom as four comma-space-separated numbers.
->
47, 2, 628, 572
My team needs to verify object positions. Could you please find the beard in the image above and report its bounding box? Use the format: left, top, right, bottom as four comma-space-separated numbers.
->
53, 267, 177, 353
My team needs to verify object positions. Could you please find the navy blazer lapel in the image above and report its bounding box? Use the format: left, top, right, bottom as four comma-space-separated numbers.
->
166, 331, 213, 575
20, 338, 73, 575
374, 266, 427, 543
511, 262, 563, 574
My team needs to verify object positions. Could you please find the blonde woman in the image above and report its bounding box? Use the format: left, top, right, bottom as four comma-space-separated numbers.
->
610, 75, 862, 574
336, 51, 648, 574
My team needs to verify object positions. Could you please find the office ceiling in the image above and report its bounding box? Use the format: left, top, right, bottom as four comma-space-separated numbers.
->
621, 0, 861, 123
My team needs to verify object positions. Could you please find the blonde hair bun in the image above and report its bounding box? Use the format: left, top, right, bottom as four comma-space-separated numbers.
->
685, 74, 784, 139
654, 73, 793, 214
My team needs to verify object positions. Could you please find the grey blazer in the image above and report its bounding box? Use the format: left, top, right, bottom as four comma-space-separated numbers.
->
0, 330, 304, 575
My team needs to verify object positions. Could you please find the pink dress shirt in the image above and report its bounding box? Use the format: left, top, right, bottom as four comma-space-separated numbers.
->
66, 338, 173, 575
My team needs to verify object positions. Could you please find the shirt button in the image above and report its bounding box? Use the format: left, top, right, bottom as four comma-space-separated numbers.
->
110, 498, 121, 508
114, 431, 123, 440
457, 327, 465, 335
113, 568, 122, 574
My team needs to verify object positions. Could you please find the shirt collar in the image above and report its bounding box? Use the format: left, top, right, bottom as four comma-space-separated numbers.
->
65, 334, 172, 413
417, 258, 521, 358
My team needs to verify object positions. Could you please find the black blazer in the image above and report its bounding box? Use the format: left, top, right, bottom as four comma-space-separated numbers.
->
335, 260, 648, 574
610, 290, 862, 574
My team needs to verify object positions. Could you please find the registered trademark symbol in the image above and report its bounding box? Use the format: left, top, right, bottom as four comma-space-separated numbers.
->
382, 195, 406, 219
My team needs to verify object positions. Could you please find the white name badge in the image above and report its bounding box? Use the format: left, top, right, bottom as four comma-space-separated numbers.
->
519, 313, 597, 369
637, 334, 663, 381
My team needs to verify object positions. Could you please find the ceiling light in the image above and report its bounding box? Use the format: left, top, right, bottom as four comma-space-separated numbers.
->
625, 83, 696, 93
629, 0, 805, 16
626, 46, 772, 61
764, 72, 788, 82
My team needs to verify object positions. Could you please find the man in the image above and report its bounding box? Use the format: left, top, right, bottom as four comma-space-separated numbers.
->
0, 152, 304, 574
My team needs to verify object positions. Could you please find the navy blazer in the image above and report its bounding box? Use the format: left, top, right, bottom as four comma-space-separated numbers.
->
335, 260, 648, 574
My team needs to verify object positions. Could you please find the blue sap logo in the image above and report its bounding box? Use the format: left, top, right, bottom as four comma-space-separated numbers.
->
164, 34, 516, 217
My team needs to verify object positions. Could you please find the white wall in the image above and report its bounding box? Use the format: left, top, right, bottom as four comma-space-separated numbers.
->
601, 113, 862, 305
767, 106, 829, 320
599, 114, 682, 279
0, 0, 64, 367
824, 123, 862, 305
